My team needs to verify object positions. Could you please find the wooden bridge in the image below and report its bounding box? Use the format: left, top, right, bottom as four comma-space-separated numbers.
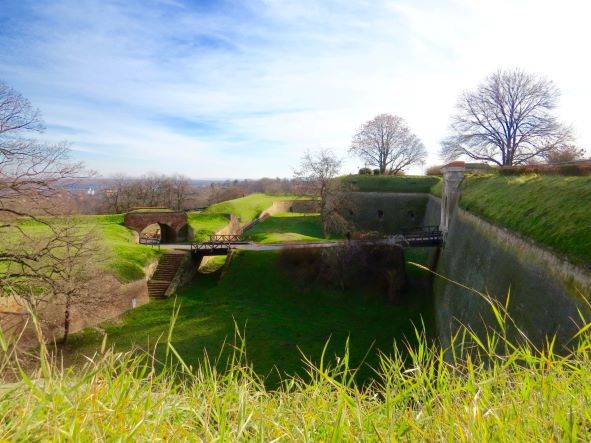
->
391, 225, 443, 247
190, 234, 246, 256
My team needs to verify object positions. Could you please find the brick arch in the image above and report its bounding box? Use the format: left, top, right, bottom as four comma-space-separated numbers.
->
123, 211, 188, 243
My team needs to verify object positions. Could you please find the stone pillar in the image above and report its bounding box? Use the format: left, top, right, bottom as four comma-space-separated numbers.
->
440, 162, 465, 234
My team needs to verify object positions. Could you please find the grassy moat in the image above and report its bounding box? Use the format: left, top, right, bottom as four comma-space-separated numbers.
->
66, 248, 434, 387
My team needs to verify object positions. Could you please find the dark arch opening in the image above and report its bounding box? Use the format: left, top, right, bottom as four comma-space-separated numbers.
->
159, 223, 176, 243
377, 209, 384, 220
177, 223, 189, 242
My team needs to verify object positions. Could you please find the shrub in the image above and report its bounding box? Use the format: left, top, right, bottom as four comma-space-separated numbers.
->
372, 169, 381, 175
425, 165, 443, 176
358, 167, 372, 175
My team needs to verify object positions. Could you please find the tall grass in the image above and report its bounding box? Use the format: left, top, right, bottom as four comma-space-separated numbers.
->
2, 289, 591, 440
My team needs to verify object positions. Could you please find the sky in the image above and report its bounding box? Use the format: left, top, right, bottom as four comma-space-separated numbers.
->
0, 0, 590, 179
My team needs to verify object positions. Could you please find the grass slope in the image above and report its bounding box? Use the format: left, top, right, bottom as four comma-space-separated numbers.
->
187, 212, 229, 241
459, 174, 591, 264
93, 215, 163, 282
343, 175, 440, 193
6, 266, 591, 439
205, 193, 304, 224
67, 249, 433, 386
6, 215, 162, 283
244, 212, 342, 243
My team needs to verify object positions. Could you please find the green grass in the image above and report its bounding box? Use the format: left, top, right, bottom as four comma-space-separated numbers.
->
430, 178, 443, 197
205, 193, 304, 224
458, 174, 591, 264
4, 214, 162, 283
244, 212, 342, 243
187, 212, 230, 241
5, 282, 591, 439
66, 249, 433, 387
342, 175, 440, 193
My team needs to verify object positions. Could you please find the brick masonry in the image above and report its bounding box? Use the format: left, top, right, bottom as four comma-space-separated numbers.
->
124, 211, 188, 242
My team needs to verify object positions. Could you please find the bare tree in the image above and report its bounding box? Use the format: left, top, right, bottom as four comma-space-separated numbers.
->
0, 81, 86, 335
169, 174, 191, 210
350, 114, 426, 175
544, 145, 586, 164
442, 69, 573, 166
294, 149, 354, 236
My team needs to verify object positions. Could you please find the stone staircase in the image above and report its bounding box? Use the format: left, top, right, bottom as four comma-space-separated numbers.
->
147, 251, 186, 299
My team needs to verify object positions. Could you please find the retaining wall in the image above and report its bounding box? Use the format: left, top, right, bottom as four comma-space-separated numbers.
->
350, 192, 428, 234
431, 194, 591, 349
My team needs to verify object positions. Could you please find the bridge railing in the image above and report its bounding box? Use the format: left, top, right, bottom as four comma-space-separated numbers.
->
395, 225, 443, 245
209, 234, 244, 242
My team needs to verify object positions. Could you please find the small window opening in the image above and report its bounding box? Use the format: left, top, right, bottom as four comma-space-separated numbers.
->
377, 209, 384, 220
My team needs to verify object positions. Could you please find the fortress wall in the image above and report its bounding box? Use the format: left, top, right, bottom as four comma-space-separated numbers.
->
433, 204, 591, 350
349, 192, 429, 234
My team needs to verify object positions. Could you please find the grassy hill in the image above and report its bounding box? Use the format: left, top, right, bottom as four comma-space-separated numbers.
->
244, 212, 342, 243
342, 175, 440, 193
457, 174, 591, 265
186, 212, 230, 241
205, 193, 305, 224
4, 214, 162, 283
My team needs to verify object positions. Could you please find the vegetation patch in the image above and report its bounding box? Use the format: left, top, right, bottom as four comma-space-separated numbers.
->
244, 212, 341, 243
187, 212, 230, 241
205, 193, 305, 225
66, 249, 433, 386
342, 175, 440, 193
459, 174, 591, 264
7, 215, 162, 283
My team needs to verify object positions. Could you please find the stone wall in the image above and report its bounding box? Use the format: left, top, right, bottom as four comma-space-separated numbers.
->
433, 200, 591, 350
349, 192, 428, 234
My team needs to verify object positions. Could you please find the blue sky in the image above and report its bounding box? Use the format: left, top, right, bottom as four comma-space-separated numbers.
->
1, 0, 590, 178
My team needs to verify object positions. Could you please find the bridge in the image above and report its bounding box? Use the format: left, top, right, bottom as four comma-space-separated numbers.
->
391, 225, 443, 247
188, 227, 443, 257
190, 234, 246, 256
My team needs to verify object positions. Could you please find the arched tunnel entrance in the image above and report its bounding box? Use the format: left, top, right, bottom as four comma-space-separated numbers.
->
124, 210, 189, 244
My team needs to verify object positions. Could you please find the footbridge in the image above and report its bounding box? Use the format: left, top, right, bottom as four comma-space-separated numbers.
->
190, 234, 247, 257
188, 227, 442, 257
390, 225, 443, 247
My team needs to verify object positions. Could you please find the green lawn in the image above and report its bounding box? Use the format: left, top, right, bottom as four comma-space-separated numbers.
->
342, 175, 440, 193
187, 212, 230, 241
4, 215, 162, 283
244, 212, 342, 243
205, 193, 305, 225
66, 249, 433, 386
93, 215, 163, 282
458, 174, 591, 264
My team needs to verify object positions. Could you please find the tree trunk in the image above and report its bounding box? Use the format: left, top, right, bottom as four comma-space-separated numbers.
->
63, 296, 71, 344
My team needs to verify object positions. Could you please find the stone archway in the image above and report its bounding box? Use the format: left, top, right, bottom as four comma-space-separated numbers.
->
123, 210, 188, 244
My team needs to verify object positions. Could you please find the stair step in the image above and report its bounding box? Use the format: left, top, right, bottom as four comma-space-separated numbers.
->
147, 252, 186, 299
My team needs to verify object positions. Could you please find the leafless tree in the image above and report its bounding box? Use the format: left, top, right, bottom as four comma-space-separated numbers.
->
544, 145, 586, 164
294, 149, 354, 236
169, 174, 192, 210
350, 114, 427, 175
442, 69, 573, 166
0, 80, 87, 334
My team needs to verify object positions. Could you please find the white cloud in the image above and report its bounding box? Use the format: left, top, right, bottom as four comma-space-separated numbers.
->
1, 0, 589, 178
